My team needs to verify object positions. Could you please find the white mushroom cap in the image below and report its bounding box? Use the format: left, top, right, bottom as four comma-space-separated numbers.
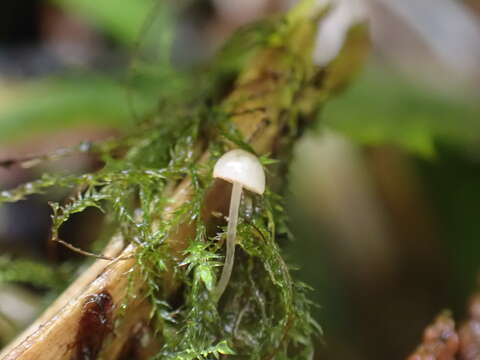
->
213, 149, 266, 195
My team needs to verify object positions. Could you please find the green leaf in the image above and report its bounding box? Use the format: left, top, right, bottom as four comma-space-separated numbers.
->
322, 66, 480, 157
51, 0, 153, 45
0, 257, 71, 291
0, 75, 134, 144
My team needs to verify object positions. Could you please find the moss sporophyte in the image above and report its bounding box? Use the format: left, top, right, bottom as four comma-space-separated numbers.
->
0, 0, 369, 358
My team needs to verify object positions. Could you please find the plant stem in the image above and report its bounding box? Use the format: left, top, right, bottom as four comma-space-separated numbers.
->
215, 182, 242, 301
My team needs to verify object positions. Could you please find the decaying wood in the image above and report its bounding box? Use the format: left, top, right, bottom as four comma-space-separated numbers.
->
406, 312, 459, 360
458, 293, 480, 359
0, 11, 334, 359
403, 288, 480, 360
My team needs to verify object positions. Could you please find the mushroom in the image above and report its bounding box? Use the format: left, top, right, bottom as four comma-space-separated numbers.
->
212, 149, 266, 301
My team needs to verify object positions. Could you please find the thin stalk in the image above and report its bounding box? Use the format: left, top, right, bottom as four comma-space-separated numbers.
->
214, 182, 242, 301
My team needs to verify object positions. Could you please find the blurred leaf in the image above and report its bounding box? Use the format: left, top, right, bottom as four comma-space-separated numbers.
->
322, 66, 480, 157
0, 1, 183, 143
52, 0, 153, 45
0, 75, 135, 143
0, 256, 71, 291
126, 0, 179, 121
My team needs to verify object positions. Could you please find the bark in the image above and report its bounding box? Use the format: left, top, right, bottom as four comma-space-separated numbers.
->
406, 312, 459, 360
458, 293, 480, 359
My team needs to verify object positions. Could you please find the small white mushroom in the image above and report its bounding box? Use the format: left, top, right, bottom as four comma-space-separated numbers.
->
213, 149, 265, 300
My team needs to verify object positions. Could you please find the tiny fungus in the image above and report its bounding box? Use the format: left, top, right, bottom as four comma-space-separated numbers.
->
213, 149, 265, 301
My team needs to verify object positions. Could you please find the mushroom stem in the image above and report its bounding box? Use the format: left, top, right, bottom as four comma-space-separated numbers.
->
214, 181, 243, 301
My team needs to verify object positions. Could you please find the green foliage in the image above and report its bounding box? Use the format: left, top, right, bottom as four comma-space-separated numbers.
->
0, 75, 134, 144
323, 67, 480, 156
51, 0, 153, 45
0, 1, 175, 143
0, 257, 72, 291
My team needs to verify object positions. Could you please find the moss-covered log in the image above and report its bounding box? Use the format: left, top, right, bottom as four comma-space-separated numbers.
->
0, 1, 368, 359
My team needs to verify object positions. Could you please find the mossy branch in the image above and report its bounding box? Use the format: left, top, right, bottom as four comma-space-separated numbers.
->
0, 1, 369, 359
